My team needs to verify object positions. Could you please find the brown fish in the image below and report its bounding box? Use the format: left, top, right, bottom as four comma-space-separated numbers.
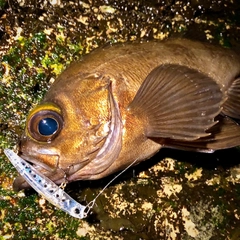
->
15, 38, 240, 189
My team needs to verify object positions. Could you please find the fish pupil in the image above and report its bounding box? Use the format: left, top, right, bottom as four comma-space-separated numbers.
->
38, 118, 58, 136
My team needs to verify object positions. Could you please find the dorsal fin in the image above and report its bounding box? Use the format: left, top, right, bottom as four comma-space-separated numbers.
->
128, 64, 223, 141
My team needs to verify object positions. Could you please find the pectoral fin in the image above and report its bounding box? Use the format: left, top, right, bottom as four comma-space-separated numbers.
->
159, 115, 240, 152
128, 64, 223, 141
223, 77, 240, 119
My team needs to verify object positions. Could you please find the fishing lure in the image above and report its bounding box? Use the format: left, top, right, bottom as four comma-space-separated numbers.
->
4, 149, 90, 219
4, 148, 138, 219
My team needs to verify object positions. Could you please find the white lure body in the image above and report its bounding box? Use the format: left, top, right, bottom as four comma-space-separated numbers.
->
4, 149, 88, 219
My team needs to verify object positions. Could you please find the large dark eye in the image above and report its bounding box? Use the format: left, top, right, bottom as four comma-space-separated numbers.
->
38, 118, 58, 136
27, 110, 63, 142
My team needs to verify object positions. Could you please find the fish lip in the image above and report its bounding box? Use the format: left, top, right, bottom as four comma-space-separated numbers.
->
18, 153, 40, 167
14, 152, 65, 190
19, 149, 60, 172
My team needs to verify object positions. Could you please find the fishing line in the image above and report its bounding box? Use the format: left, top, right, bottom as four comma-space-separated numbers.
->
85, 157, 139, 214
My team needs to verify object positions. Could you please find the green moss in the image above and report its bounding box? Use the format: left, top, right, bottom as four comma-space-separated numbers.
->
2, 47, 22, 66
0, 154, 16, 175
0, 198, 11, 208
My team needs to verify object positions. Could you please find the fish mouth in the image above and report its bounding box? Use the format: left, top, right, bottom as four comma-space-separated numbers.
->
13, 151, 65, 191
19, 150, 60, 171
13, 162, 66, 191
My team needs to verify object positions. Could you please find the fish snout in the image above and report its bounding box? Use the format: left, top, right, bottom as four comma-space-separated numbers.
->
19, 135, 60, 171
14, 135, 66, 190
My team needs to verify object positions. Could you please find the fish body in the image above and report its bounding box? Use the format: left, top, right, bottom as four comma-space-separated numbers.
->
16, 38, 240, 189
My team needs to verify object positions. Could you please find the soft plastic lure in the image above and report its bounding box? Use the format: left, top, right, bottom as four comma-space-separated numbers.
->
4, 149, 90, 219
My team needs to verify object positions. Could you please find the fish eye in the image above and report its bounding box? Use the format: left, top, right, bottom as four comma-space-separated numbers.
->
38, 117, 58, 136
27, 110, 63, 142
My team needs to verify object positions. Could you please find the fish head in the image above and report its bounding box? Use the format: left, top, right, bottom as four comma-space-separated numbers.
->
17, 74, 120, 188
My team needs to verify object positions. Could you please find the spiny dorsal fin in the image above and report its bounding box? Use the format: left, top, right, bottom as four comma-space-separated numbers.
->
128, 64, 223, 141
223, 77, 240, 119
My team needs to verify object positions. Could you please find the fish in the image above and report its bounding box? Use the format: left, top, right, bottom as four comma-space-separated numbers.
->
4, 149, 89, 219
14, 38, 240, 190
